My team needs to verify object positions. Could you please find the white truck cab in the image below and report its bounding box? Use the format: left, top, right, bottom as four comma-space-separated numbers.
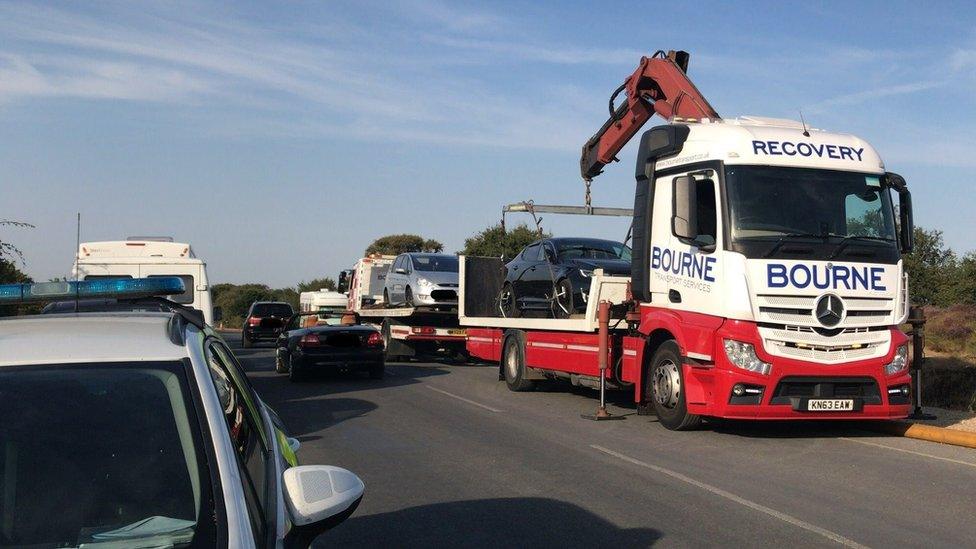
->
73, 237, 217, 325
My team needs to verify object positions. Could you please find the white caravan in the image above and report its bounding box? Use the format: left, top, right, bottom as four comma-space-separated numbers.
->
73, 237, 217, 325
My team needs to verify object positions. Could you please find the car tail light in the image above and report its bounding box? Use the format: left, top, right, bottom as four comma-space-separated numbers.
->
299, 333, 320, 347
411, 327, 435, 335
247, 317, 262, 326
366, 332, 383, 347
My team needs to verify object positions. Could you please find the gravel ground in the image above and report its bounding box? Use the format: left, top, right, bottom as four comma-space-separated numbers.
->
913, 407, 976, 433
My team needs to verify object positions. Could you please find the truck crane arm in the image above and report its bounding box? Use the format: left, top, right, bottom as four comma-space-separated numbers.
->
580, 50, 719, 181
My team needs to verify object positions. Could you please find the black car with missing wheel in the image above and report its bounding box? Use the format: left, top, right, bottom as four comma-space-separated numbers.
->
242, 301, 294, 348
500, 237, 631, 318
275, 312, 384, 382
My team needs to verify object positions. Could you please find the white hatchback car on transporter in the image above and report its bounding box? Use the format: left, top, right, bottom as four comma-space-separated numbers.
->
0, 277, 364, 548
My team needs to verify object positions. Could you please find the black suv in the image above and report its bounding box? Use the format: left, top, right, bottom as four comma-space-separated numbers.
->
242, 301, 294, 348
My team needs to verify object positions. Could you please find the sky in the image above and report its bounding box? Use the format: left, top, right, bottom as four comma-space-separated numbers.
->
2, 0, 975, 287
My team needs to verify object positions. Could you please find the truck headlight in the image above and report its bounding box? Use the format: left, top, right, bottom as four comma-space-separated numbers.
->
884, 344, 909, 376
723, 339, 771, 376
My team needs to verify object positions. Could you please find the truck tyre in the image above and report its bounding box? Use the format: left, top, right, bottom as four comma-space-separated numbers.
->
552, 278, 573, 319
646, 340, 701, 430
288, 356, 305, 382
241, 332, 252, 349
502, 333, 535, 392
500, 282, 519, 318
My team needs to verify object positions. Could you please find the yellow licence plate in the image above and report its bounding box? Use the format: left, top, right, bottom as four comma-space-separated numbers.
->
447, 329, 467, 336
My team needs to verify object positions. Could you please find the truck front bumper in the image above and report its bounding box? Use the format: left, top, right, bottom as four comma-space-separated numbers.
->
683, 322, 912, 420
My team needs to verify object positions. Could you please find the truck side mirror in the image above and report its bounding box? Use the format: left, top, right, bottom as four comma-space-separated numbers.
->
672, 176, 699, 241
885, 172, 914, 254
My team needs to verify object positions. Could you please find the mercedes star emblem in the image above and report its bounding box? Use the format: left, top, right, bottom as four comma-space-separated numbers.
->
815, 294, 844, 327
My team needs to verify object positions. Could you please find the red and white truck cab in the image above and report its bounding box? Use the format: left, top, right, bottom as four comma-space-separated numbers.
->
462, 116, 915, 430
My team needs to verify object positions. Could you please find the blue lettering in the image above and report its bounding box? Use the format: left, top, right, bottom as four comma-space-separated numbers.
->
768, 264, 788, 288
752, 140, 768, 155
692, 254, 704, 279
812, 266, 830, 289
833, 265, 851, 290
704, 257, 716, 282
781, 142, 797, 155
651, 246, 661, 269
838, 146, 853, 161
853, 147, 864, 161
797, 143, 812, 156
870, 267, 886, 291
826, 144, 840, 159
768, 141, 782, 155
812, 143, 825, 157
851, 266, 868, 290
681, 253, 693, 276
790, 264, 811, 288
661, 249, 672, 272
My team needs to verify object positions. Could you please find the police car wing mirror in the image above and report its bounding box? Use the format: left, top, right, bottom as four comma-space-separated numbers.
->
282, 465, 365, 548
671, 176, 699, 241
394, 268, 407, 275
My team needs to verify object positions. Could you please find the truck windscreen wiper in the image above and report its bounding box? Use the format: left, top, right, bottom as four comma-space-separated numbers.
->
828, 235, 895, 259
763, 232, 830, 258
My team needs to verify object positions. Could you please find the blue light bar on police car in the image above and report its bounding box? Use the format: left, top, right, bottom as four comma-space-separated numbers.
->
0, 277, 185, 304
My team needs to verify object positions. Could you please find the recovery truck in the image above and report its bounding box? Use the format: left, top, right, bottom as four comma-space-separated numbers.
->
462, 50, 916, 430
345, 255, 467, 361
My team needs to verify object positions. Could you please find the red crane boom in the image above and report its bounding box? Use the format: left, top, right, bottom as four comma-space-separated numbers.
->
579, 50, 719, 181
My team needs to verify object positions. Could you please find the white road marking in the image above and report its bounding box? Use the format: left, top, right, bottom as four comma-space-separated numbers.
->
427, 386, 503, 413
840, 437, 976, 469
591, 445, 868, 549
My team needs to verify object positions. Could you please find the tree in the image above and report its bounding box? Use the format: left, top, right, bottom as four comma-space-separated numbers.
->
365, 234, 443, 256
903, 227, 957, 306
297, 277, 337, 293
462, 223, 547, 260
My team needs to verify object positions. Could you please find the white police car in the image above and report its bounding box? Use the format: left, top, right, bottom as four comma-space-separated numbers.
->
0, 278, 363, 548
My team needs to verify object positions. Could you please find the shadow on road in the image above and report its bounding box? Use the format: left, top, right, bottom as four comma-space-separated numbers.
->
707, 419, 891, 439
315, 497, 662, 547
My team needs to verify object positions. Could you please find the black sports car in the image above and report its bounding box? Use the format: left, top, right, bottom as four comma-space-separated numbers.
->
275, 312, 385, 382
500, 237, 631, 318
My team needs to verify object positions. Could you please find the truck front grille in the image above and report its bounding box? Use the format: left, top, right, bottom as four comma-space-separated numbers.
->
757, 324, 891, 364
755, 294, 894, 328
770, 377, 881, 405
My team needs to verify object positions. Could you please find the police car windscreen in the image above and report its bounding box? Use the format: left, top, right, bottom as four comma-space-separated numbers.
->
0, 362, 216, 546
725, 166, 897, 241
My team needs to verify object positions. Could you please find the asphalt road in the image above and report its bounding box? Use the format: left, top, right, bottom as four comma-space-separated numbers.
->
224, 333, 976, 548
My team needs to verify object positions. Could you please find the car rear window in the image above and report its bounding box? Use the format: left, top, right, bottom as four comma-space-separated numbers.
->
252, 303, 293, 317
0, 361, 217, 547
147, 275, 195, 304
412, 255, 459, 273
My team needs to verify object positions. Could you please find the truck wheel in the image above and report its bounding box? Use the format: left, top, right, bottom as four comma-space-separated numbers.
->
646, 341, 701, 430
503, 333, 535, 392
552, 279, 573, 319
500, 282, 520, 318
241, 332, 252, 349
288, 356, 305, 382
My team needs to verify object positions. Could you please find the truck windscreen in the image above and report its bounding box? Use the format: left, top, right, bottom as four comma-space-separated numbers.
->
724, 166, 899, 261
